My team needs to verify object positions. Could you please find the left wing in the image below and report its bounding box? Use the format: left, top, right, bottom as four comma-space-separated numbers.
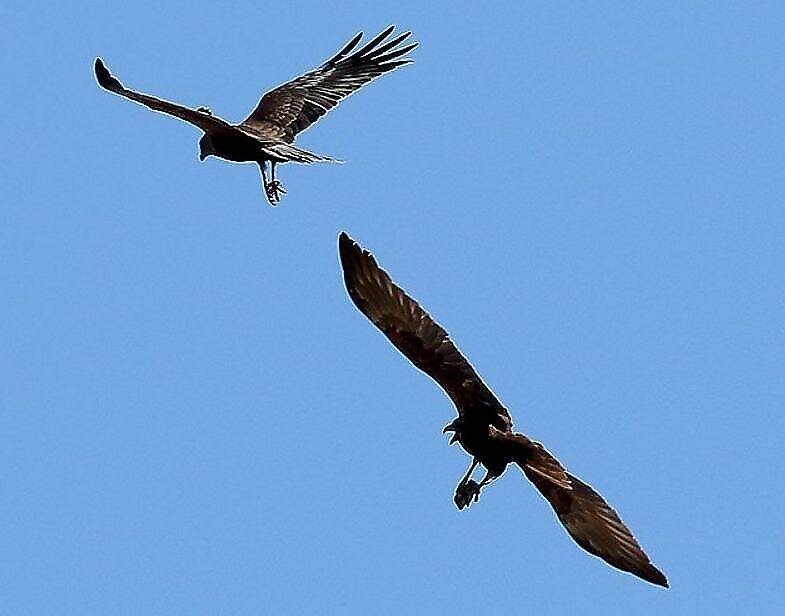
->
241, 26, 417, 142
94, 58, 232, 133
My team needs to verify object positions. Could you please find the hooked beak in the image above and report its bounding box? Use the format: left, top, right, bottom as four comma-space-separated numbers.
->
199, 152, 207, 162
443, 421, 460, 445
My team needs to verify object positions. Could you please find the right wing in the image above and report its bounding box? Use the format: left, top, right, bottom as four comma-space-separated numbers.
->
241, 27, 417, 142
339, 232, 507, 418
94, 58, 232, 133
488, 427, 668, 587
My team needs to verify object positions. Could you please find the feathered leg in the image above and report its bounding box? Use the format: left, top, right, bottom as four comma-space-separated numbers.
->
458, 458, 479, 487
258, 161, 284, 206
268, 162, 286, 201
258, 161, 275, 206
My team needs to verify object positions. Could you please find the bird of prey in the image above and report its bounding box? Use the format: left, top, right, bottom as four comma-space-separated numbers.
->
94, 26, 416, 206
338, 233, 668, 588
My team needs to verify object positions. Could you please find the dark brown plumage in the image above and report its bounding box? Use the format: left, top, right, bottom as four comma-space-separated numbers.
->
94, 26, 416, 205
338, 232, 668, 588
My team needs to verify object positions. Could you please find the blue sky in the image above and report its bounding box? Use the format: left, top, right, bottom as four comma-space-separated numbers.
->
3, 1, 785, 613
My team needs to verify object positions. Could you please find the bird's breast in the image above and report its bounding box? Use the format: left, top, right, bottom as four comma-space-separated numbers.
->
457, 416, 513, 474
209, 131, 264, 163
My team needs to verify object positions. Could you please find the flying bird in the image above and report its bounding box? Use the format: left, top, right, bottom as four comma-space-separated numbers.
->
94, 26, 417, 206
338, 233, 668, 587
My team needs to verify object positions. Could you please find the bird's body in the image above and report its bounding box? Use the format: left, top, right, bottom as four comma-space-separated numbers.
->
200, 129, 266, 164
338, 232, 668, 588
448, 406, 512, 469
95, 26, 416, 205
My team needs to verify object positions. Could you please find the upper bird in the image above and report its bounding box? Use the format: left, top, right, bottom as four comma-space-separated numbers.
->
338, 232, 668, 588
94, 26, 417, 206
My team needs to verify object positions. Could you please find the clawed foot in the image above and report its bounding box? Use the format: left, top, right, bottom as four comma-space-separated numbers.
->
454, 479, 481, 510
264, 180, 286, 205
196, 106, 212, 115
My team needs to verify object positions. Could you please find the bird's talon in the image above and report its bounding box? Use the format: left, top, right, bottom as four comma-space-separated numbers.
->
264, 181, 285, 204
454, 479, 481, 510
264, 180, 286, 204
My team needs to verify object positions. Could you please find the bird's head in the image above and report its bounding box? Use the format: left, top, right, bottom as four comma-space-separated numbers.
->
198, 134, 215, 161
442, 418, 462, 445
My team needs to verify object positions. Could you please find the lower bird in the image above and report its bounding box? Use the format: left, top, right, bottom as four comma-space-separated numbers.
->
338, 232, 668, 587
94, 26, 416, 206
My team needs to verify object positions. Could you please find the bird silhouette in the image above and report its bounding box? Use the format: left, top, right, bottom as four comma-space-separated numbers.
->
339, 232, 668, 587
95, 26, 416, 205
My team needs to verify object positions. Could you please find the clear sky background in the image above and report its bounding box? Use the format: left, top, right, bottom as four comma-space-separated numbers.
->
3, 2, 784, 614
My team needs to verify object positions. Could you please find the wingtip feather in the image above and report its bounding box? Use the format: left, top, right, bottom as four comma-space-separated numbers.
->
644, 565, 669, 588
326, 31, 364, 65
356, 25, 398, 57
338, 232, 360, 264
94, 57, 108, 80
94, 57, 120, 90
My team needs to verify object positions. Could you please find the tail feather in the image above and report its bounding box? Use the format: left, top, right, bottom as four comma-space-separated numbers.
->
263, 142, 342, 164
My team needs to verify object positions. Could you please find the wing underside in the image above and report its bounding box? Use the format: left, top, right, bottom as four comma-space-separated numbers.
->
338, 232, 505, 416
491, 428, 668, 587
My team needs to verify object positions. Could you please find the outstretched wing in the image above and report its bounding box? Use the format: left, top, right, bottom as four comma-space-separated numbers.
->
339, 233, 507, 418
94, 58, 231, 133
488, 428, 668, 587
241, 26, 417, 142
